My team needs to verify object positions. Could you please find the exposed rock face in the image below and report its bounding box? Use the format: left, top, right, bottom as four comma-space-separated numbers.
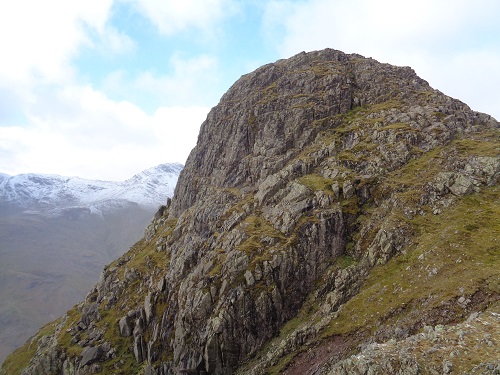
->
3, 49, 499, 375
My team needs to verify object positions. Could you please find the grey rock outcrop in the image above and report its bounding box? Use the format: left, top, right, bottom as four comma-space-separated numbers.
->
80, 346, 101, 367
321, 309, 500, 375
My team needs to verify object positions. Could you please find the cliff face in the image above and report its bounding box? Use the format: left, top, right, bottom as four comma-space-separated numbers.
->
3, 49, 499, 375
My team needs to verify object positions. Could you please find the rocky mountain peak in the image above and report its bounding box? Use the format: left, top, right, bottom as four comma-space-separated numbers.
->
171, 49, 469, 216
3, 49, 499, 375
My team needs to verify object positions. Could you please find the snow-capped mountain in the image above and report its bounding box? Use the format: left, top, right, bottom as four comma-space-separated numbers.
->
0, 163, 183, 214
0, 162, 182, 362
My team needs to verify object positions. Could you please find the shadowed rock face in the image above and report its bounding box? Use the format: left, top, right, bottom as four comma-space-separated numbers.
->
4, 49, 499, 375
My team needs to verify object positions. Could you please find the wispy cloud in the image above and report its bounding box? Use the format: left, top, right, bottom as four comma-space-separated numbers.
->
135, 53, 219, 104
0, 0, 114, 85
124, 0, 237, 37
0, 84, 208, 180
96, 26, 136, 56
101, 52, 220, 113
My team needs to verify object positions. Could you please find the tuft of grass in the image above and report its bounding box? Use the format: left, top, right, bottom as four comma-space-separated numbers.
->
208, 257, 225, 277
453, 138, 499, 157
257, 81, 278, 104
432, 111, 448, 119
247, 114, 258, 134
341, 195, 360, 216
56, 307, 83, 358
237, 215, 286, 254
337, 255, 356, 269
299, 174, 334, 193
161, 218, 179, 239
310, 63, 333, 76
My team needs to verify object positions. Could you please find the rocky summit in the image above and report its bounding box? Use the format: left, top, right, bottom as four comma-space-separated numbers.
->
2, 49, 499, 375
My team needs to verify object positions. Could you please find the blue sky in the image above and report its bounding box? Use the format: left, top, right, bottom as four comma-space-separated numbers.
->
1, 0, 499, 180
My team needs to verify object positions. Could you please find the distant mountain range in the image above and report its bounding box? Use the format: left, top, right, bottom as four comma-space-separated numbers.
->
0, 163, 182, 363
0, 162, 182, 214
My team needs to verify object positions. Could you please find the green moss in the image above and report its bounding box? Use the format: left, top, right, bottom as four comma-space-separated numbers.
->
311, 63, 332, 76
290, 93, 310, 99
267, 350, 302, 375
237, 234, 263, 253
372, 145, 444, 206
337, 255, 356, 269
208, 258, 224, 277
123, 242, 169, 283
247, 114, 258, 134
350, 140, 378, 153
464, 223, 480, 232
374, 131, 500, 209
432, 111, 448, 119
453, 138, 499, 157
56, 307, 83, 358
340, 105, 366, 123
341, 195, 360, 215
291, 101, 316, 110
94, 299, 145, 374
160, 218, 178, 239
299, 174, 334, 193
228, 192, 254, 216
257, 81, 278, 104
367, 99, 403, 114
237, 215, 285, 254
337, 150, 360, 162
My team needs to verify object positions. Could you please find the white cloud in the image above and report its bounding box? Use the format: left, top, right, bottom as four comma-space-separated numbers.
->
152, 106, 209, 159
0, 0, 114, 85
262, 0, 500, 119
98, 26, 136, 56
124, 0, 236, 37
416, 50, 500, 117
0, 84, 208, 180
266, 0, 500, 58
102, 53, 220, 108
137, 53, 219, 103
